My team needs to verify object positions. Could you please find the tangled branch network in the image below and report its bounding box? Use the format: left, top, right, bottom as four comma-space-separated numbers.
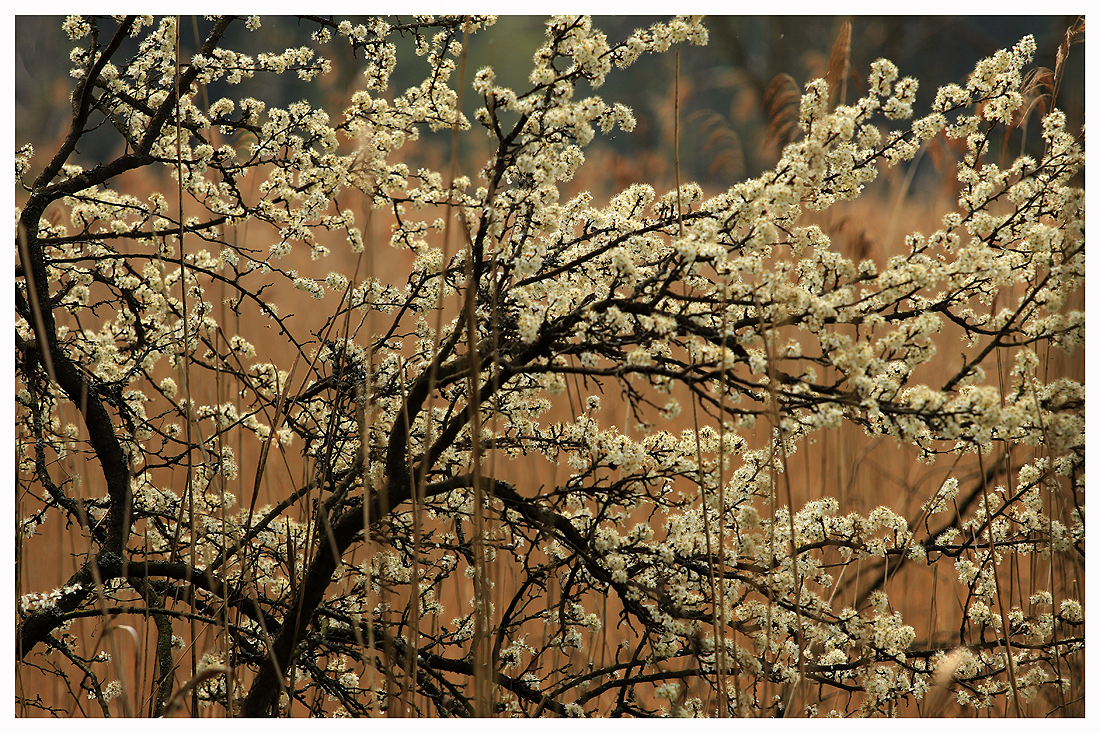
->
15, 15, 1083, 717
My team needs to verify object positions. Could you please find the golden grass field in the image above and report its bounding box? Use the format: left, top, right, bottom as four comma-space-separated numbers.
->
15, 17, 1084, 717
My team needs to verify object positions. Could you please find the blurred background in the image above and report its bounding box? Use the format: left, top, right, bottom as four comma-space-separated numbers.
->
16, 15, 1084, 195
15, 16, 1085, 717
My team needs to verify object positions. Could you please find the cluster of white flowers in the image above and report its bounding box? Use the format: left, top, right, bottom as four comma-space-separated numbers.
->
87, 679, 123, 703
15, 14, 1083, 719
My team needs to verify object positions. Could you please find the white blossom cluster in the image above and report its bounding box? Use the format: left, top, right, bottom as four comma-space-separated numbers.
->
15, 15, 1082, 718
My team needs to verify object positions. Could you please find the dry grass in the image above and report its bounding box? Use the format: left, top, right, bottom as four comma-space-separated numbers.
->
17, 130, 1084, 719
15, 17, 1084, 718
